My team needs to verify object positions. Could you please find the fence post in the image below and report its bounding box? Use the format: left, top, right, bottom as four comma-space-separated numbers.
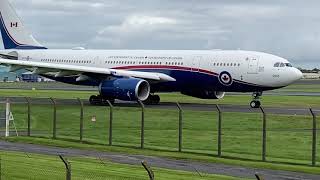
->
215, 105, 222, 157
309, 108, 317, 166
106, 100, 113, 146
138, 101, 145, 149
50, 98, 57, 139
255, 174, 264, 180
141, 161, 154, 180
25, 97, 31, 137
77, 98, 84, 142
260, 107, 267, 162
176, 102, 183, 152
59, 155, 71, 180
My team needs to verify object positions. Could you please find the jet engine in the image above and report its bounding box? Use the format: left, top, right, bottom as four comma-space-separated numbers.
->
181, 90, 225, 99
99, 78, 150, 101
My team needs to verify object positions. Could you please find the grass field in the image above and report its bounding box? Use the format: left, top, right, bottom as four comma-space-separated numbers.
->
0, 151, 245, 180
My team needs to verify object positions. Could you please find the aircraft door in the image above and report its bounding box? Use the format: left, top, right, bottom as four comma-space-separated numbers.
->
192, 56, 201, 72
247, 56, 259, 74
94, 56, 99, 65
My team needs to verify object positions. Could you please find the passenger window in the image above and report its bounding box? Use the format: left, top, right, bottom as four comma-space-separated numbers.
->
280, 63, 285, 67
274, 62, 280, 67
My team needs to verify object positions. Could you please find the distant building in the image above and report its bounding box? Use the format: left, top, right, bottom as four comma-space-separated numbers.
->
21, 72, 42, 82
302, 73, 320, 79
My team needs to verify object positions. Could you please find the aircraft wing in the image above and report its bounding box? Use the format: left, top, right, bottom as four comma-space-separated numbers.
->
0, 58, 176, 82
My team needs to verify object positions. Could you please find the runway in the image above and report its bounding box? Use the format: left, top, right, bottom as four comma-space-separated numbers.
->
1, 97, 318, 115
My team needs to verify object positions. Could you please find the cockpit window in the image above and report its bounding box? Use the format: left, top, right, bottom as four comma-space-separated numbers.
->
274, 62, 292, 68
285, 63, 292, 67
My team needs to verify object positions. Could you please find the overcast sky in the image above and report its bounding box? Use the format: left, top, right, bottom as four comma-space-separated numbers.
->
1, 0, 320, 68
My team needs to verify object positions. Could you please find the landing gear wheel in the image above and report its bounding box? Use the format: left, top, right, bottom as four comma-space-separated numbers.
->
89, 95, 100, 105
250, 91, 263, 108
101, 98, 115, 105
143, 94, 160, 105
250, 100, 261, 108
89, 95, 114, 106
152, 95, 160, 104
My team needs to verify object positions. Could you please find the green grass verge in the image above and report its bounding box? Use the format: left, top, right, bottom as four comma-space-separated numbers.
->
0, 150, 244, 180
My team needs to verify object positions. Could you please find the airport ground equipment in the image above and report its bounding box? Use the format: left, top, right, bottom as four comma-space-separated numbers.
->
0, 98, 17, 137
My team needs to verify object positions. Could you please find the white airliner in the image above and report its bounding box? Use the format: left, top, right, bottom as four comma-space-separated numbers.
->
0, 0, 302, 108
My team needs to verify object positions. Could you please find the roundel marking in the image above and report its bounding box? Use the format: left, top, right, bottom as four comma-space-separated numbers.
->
219, 71, 233, 86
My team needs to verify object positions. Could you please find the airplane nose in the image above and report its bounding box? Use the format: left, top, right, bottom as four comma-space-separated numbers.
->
293, 68, 303, 81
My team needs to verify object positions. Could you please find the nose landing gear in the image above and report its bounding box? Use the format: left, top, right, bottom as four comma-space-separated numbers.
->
250, 92, 262, 108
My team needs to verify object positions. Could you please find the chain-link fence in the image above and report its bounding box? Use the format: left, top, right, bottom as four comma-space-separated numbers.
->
3, 97, 320, 167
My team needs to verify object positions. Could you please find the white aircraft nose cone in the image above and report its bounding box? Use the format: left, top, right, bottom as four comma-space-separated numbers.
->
294, 68, 303, 80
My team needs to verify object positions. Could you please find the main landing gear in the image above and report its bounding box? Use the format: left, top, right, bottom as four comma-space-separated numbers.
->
143, 94, 160, 105
89, 95, 114, 105
250, 92, 262, 108
89, 94, 160, 106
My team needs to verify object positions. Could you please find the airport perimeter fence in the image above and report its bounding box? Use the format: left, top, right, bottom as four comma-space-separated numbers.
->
1, 97, 319, 167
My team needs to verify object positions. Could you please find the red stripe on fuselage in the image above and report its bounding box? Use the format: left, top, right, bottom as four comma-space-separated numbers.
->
113, 65, 219, 76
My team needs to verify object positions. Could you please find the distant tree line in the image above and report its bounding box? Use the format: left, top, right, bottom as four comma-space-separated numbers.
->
297, 67, 319, 73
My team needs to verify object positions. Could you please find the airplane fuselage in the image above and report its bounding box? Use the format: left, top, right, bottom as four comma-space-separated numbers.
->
3, 49, 302, 93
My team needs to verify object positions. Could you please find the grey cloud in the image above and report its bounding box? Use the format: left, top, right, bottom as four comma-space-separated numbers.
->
1, 0, 319, 68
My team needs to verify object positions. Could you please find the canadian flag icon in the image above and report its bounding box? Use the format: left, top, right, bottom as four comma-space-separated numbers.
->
10, 22, 18, 27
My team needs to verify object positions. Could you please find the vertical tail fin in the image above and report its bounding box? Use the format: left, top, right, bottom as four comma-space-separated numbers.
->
0, 0, 46, 49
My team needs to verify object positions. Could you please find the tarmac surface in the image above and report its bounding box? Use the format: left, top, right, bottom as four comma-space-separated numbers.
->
0, 141, 319, 180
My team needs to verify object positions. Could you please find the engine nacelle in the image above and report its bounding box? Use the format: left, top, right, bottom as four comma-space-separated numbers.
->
99, 78, 150, 101
181, 90, 225, 99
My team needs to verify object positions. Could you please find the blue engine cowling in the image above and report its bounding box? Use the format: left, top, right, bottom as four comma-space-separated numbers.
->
99, 78, 150, 101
